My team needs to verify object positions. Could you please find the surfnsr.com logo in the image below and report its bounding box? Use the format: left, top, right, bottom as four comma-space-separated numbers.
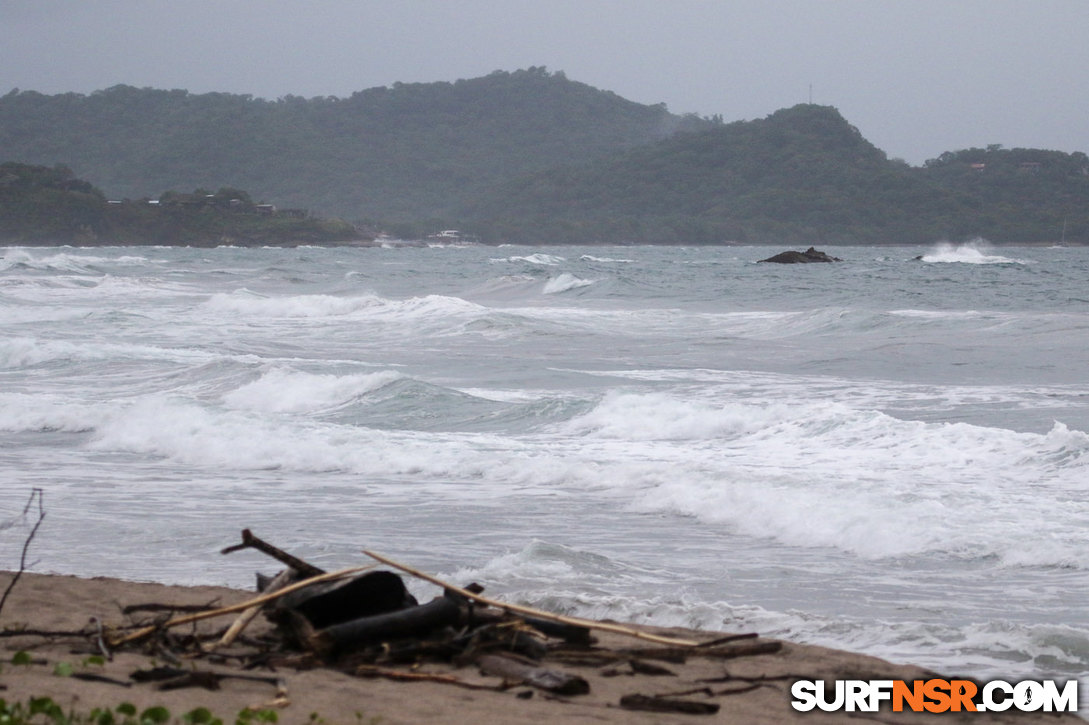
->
791, 679, 1078, 713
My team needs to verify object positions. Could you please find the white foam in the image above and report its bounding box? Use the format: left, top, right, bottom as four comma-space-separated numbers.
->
552, 392, 1089, 563
921, 240, 1029, 264
579, 255, 633, 263
0, 393, 105, 433
557, 391, 779, 440
0, 249, 151, 273
492, 253, 566, 266
0, 336, 220, 368
86, 395, 578, 490
222, 368, 401, 413
202, 289, 486, 322
542, 273, 595, 294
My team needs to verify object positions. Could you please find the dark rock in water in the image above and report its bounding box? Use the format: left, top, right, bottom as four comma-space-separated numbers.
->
758, 247, 842, 263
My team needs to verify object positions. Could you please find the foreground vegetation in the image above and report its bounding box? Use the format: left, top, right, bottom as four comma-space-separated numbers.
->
0, 697, 284, 725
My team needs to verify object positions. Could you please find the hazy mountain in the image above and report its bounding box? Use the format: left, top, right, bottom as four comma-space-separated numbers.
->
0, 68, 707, 226
465, 104, 1088, 244
2, 69, 1085, 244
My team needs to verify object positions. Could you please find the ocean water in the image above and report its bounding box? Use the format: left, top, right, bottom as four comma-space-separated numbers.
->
1, 241, 1087, 691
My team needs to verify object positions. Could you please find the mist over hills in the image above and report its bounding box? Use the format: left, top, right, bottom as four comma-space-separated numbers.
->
1, 68, 1086, 245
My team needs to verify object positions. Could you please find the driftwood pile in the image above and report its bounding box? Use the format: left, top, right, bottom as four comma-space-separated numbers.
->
92, 529, 784, 716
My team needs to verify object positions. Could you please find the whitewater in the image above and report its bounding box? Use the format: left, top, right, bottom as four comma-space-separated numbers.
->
1, 241, 1087, 694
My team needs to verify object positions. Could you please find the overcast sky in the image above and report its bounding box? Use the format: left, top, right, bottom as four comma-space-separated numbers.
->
3, 0, 1086, 164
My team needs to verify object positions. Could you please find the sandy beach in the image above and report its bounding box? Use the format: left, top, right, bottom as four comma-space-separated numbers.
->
0, 571, 1079, 724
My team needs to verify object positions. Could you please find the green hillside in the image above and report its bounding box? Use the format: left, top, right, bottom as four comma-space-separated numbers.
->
0, 68, 703, 228
0, 162, 360, 246
2, 69, 1086, 245
464, 104, 1089, 244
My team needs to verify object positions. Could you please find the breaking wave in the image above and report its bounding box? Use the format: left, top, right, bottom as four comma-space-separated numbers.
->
920, 240, 1029, 264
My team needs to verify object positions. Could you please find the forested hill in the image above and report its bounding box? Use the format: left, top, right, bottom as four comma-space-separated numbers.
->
3, 69, 1086, 245
0, 162, 360, 246
465, 104, 1089, 245
0, 68, 706, 226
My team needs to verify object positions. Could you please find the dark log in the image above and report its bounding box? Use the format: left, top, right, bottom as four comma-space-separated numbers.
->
619, 694, 720, 715
270, 570, 417, 630
477, 653, 590, 695
307, 596, 464, 657
694, 632, 759, 647
521, 615, 593, 644
220, 529, 324, 577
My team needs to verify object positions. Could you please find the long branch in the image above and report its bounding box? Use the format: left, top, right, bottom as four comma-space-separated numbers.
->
362, 549, 701, 648
109, 565, 373, 646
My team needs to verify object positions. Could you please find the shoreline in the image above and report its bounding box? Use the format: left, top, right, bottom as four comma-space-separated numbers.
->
0, 571, 1079, 723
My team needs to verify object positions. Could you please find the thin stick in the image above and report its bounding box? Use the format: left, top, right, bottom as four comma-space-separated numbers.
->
207, 568, 294, 651
355, 665, 506, 691
0, 488, 46, 619
110, 565, 373, 646
362, 550, 700, 648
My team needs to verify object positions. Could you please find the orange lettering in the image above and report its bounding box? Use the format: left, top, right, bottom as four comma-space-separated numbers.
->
923, 679, 952, 713
949, 680, 978, 712
893, 680, 924, 712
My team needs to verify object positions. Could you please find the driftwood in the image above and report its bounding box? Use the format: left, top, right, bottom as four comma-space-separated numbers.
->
220, 529, 324, 578
472, 608, 591, 645
363, 549, 701, 648
629, 659, 677, 676
131, 666, 282, 690
109, 566, 374, 646
70, 672, 133, 687
272, 570, 417, 630
619, 640, 783, 662
306, 595, 464, 657
544, 638, 781, 670
37, 529, 793, 716
210, 568, 293, 651
354, 664, 507, 691
477, 653, 590, 695
618, 693, 720, 715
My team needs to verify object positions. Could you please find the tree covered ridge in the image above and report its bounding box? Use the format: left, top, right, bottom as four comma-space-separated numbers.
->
1, 69, 1086, 245
467, 104, 1089, 244
0, 162, 361, 245
0, 68, 708, 227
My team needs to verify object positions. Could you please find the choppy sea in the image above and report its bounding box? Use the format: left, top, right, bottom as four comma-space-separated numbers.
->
1, 241, 1087, 693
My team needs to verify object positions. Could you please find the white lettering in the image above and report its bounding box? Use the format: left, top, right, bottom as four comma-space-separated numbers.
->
983, 680, 1013, 711
790, 680, 817, 711
817, 680, 845, 712
1042, 680, 1079, 712
845, 681, 869, 711
868, 680, 894, 711
1014, 680, 1044, 711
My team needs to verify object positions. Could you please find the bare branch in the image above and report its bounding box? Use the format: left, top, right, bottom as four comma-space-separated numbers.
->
0, 488, 46, 620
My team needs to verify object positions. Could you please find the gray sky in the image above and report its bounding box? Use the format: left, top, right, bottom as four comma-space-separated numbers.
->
3, 0, 1087, 164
